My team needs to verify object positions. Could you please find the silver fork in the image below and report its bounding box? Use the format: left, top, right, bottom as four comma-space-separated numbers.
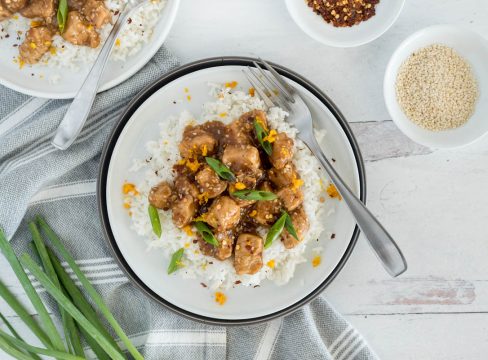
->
51, 0, 149, 150
244, 59, 407, 277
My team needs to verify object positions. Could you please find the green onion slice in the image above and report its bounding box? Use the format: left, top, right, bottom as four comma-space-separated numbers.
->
57, 0, 68, 33
167, 248, 185, 274
205, 157, 236, 182
264, 213, 287, 249
148, 205, 162, 238
231, 189, 277, 201
254, 120, 272, 156
194, 221, 219, 247
284, 212, 299, 241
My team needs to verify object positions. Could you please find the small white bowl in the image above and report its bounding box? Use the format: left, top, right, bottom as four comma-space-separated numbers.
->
384, 25, 488, 149
285, 0, 405, 48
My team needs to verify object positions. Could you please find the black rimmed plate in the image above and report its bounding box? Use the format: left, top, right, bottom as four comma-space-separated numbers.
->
98, 57, 366, 325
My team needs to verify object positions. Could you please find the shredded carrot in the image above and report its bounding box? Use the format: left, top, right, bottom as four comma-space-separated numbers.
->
215, 292, 227, 305
312, 256, 321, 268
326, 184, 342, 200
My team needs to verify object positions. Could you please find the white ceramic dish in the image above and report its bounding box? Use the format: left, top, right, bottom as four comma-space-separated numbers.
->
384, 25, 488, 149
0, 0, 180, 99
99, 58, 365, 324
285, 0, 404, 48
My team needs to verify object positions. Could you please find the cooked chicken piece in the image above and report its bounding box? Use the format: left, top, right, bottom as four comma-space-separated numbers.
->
62, 11, 100, 48
148, 181, 175, 210
198, 230, 235, 261
81, 0, 111, 29
179, 126, 217, 159
2, 0, 27, 13
19, 26, 53, 64
226, 110, 268, 145
281, 206, 309, 249
67, 0, 84, 10
234, 233, 263, 275
20, 0, 55, 20
195, 165, 227, 199
205, 196, 240, 231
172, 195, 196, 228
277, 187, 303, 212
268, 163, 298, 189
174, 176, 199, 200
222, 144, 261, 176
252, 182, 281, 226
270, 133, 294, 169
0, 2, 12, 20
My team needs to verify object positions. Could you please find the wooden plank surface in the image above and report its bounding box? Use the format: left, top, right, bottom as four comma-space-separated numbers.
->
2, 0, 488, 359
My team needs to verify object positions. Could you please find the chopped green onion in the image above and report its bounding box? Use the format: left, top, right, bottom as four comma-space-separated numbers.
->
194, 221, 219, 246
57, 0, 68, 33
20, 254, 126, 360
37, 216, 143, 360
231, 189, 277, 201
264, 213, 287, 249
284, 212, 299, 241
148, 205, 162, 238
254, 120, 272, 156
205, 157, 236, 182
0, 228, 65, 353
167, 248, 185, 274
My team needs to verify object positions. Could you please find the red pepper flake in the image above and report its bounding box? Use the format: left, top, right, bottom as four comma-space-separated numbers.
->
331, 233, 336, 239
307, 0, 380, 28
235, 280, 241, 285
253, 285, 260, 288
127, 17, 132, 24
200, 282, 207, 288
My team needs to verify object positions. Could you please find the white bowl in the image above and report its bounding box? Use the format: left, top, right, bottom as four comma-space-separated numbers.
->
285, 0, 404, 48
384, 25, 488, 149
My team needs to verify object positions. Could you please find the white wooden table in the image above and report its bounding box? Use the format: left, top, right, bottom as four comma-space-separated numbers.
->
2, 0, 488, 358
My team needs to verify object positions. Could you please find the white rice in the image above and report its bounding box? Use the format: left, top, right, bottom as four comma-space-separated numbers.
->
125, 84, 334, 290
1, 0, 166, 74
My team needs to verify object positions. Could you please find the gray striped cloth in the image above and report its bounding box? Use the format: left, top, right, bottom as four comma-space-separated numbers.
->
0, 47, 378, 360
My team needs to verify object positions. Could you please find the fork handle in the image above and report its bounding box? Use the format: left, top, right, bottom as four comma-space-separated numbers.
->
51, 10, 131, 150
308, 138, 407, 277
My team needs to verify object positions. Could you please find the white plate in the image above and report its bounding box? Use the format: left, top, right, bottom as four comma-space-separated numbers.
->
100, 60, 364, 323
384, 25, 488, 149
285, 0, 404, 48
0, 0, 180, 99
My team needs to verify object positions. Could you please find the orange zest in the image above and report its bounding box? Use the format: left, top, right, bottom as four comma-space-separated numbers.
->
234, 182, 246, 190
225, 81, 238, 89
122, 182, 139, 195
267, 259, 275, 268
312, 256, 321, 268
215, 292, 227, 305
326, 184, 342, 200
